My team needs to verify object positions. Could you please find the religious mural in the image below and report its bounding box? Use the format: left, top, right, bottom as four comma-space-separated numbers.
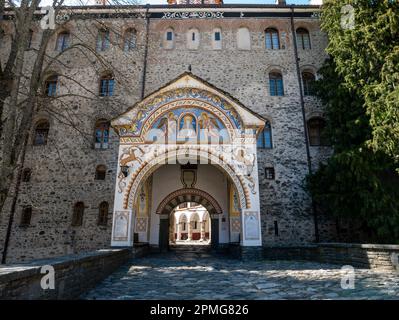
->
146, 107, 229, 143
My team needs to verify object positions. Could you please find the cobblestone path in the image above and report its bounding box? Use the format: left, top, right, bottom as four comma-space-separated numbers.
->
82, 252, 399, 300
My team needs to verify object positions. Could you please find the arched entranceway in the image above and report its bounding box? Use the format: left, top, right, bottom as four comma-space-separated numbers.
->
156, 188, 222, 252
110, 72, 265, 256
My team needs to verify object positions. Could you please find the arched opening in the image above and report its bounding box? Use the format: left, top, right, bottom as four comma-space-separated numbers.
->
156, 186, 222, 252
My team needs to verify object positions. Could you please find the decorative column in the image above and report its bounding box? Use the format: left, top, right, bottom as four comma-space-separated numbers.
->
210, 214, 219, 250
158, 214, 169, 252
176, 222, 180, 241
200, 220, 206, 241
187, 219, 192, 241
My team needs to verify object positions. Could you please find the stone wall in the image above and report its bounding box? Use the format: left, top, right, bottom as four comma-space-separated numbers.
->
0, 5, 338, 263
263, 243, 399, 270
0, 248, 136, 299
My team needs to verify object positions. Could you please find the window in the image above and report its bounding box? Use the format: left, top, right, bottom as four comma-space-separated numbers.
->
265, 28, 279, 49
166, 31, 173, 41
269, 72, 284, 96
96, 29, 110, 52
27, 29, 34, 48
296, 28, 311, 50
274, 221, 279, 236
187, 28, 199, 50
98, 201, 109, 226
22, 168, 32, 182
20, 206, 32, 227
237, 27, 251, 50
194, 220, 197, 229
302, 72, 316, 96
308, 118, 328, 146
99, 74, 114, 97
72, 202, 84, 226
95, 165, 106, 180
265, 167, 275, 180
123, 28, 136, 51
94, 119, 109, 149
212, 28, 222, 50
55, 32, 70, 51
257, 121, 273, 149
0, 28, 5, 48
44, 75, 58, 97
33, 120, 50, 146
164, 28, 175, 49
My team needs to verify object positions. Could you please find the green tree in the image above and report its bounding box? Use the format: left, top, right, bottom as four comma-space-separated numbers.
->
308, 0, 399, 243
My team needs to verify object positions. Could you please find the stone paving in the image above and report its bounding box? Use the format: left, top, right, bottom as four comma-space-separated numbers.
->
82, 252, 399, 300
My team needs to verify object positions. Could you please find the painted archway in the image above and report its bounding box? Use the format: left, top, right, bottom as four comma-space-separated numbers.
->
110, 72, 265, 250
156, 188, 223, 251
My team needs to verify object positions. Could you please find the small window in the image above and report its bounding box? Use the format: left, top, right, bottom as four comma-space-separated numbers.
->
95, 165, 106, 180
55, 32, 70, 51
269, 72, 284, 96
194, 220, 197, 229
33, 120, 50, 146
265, 167, 275, 180
308, 118, 328, 146
20, 206, 32, 226
265, 28, 279, 49
274, 221, 279, 236
215, 32, 221, 41
96, 29, 110, 52
27, 29, 34, 48
257, 121, 273, 149
99, 74, 114, 97
22, 168, 32, 182
44, 75, 58, 97
0, 28, 5, 48
212, 28, 222, 50
187, 28, 199, 50
94, 119, 109, 149
98, 201, 109, 226
166, 31, 173, 41
302, 72, 316, 96
296, 28, 311, 50
72, 202, 84, 226
123, 28, 136, 51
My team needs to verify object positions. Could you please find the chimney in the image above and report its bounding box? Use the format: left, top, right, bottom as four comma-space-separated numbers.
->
275, 0, 286, 5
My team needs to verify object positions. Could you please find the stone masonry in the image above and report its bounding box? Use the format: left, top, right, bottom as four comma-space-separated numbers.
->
0, 3, 338, 263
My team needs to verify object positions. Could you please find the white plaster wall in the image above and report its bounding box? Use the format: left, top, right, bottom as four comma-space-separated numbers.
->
149, 164, 229, 245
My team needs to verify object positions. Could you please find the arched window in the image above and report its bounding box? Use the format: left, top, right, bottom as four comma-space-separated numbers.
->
296, 28, 311, 50
269, 72, 284, 96
98, 201, 109, 226
33, 120, 50, 146
265, 28, 279, 49
96, 29, 110, 52
307, 118, 328, 146
99, 73, 114, 97
20, 206, 32, 226
55, 31, 70, 51
94, 119, 109, 149
164, 28, 174, 49
0, 28, 5, 48
72, 202, 84, 226
27, 29, 34, 48
123, 28, 136, 51
213, 28, 222, 50
257, 121, 273, 149
44, 75, 58, 97
302, 72, 316, 96
95, 165, 106, 180
237, 27, 251, 50
22, 168, 32, 182
187, 28, 200, 50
